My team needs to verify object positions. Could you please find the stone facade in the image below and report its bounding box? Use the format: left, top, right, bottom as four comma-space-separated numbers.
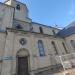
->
0, 0, 74, 75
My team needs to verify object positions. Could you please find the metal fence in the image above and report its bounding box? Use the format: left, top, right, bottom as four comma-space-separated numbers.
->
55, 53, 75, 69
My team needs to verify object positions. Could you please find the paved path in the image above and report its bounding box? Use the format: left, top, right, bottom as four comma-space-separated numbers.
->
53, 68, 75, 75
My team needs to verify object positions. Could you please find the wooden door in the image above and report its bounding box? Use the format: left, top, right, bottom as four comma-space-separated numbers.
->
17, 57, 29, 75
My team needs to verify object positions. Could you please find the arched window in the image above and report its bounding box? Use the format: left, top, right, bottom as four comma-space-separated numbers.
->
30, 25, 33, 32
38, 40, 45, 56
62, 42, 68, 54
39, 27, 43, 33
15, 24, 23, 29
70, 40, 75, 50
52, 30, 56, 35
51, 41, 58, 55
16, 4, 20, 10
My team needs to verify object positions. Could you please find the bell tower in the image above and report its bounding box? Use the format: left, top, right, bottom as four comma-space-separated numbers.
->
4, 0, 32, 23
4, 0, 16, 6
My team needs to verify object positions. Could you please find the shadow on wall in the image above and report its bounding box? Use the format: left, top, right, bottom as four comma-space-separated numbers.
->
35, 64, 63, 75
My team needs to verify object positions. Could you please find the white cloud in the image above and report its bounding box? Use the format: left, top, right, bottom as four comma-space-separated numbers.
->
69, 2, 75, 15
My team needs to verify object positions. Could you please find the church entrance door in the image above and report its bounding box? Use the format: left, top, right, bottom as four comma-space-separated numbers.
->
17, 56, 29, 75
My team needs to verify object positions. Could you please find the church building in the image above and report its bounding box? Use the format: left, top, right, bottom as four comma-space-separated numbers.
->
0, 0, 75, 75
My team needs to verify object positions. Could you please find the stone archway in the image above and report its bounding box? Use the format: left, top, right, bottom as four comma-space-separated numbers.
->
16, 48, 30, 75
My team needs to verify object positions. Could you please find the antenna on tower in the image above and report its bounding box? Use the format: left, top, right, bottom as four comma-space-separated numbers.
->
55, 24, 58, 28
53, 24, 58, 28
25, 0, 31, 7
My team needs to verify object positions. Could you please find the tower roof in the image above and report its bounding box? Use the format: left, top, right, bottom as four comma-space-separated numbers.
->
4, 0, 16, 3
57, 21, 75, 37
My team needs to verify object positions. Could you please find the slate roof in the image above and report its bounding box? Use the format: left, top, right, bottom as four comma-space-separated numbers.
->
57, 21, 75, 37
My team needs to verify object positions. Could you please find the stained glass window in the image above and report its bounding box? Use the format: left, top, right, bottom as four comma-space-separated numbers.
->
38, 40, 45, 56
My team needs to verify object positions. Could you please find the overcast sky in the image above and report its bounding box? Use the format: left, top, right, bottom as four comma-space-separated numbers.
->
1, 0, 75, 28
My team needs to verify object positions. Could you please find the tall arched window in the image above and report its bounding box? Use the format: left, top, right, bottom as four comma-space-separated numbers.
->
70, 40, 75, 50
38, 40, 45, 56
62, 42, 68, 54
39, 27, 43, 33
51, 41, 58, 55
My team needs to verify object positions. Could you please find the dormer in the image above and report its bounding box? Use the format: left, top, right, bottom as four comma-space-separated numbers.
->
4, 0, 32, 23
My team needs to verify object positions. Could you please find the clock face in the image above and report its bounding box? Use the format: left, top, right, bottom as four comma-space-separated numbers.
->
19, 38, 27, 45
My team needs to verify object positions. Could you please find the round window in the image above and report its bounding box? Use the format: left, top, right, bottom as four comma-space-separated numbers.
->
19, 38, 27, 45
